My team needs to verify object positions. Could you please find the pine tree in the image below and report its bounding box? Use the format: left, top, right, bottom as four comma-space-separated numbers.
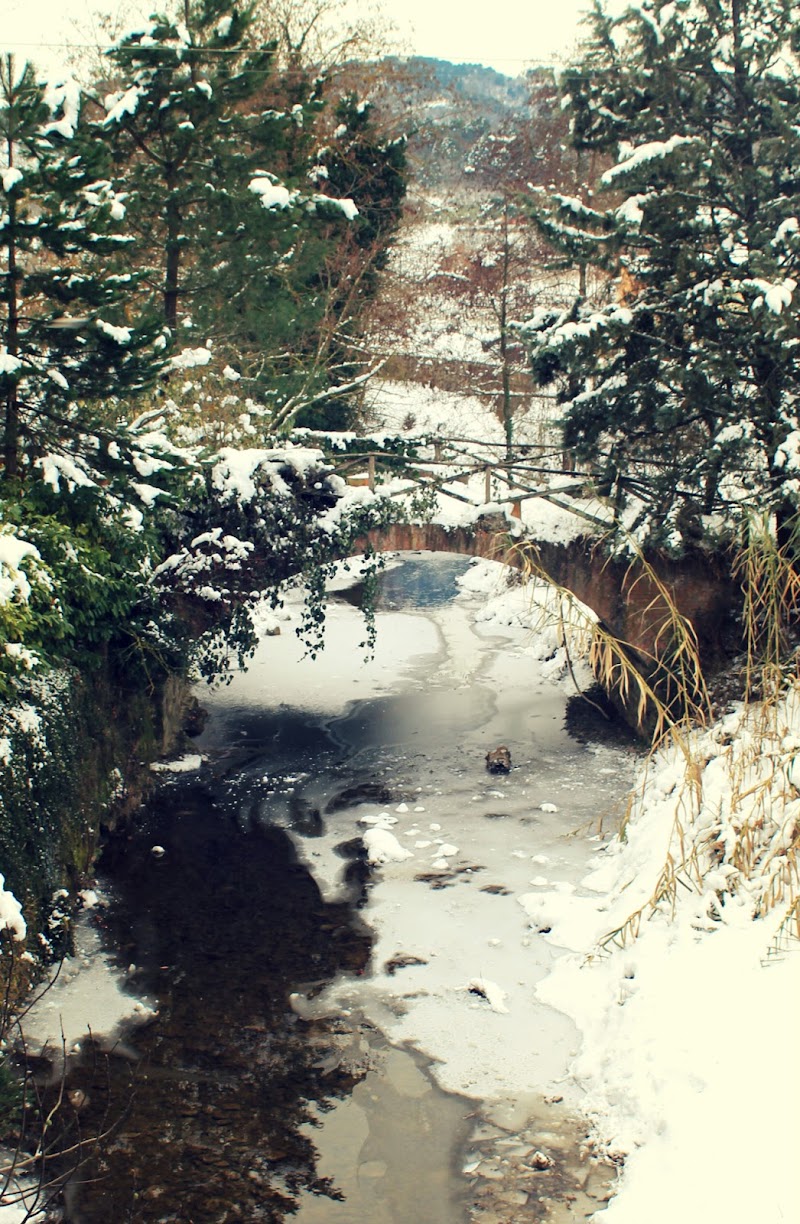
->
524, 0, 800, 548
320, 94, 406, 277
101, 2, 383, 430
100, 0, 279, 332
0, 56, 163, 483
285, 92, 407, 429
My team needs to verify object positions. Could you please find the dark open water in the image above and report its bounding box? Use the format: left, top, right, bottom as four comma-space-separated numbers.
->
56, 558, 476, 1223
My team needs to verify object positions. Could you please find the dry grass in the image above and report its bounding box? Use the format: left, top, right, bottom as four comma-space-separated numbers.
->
504, 535, 712, 744
502, 518, 800, 953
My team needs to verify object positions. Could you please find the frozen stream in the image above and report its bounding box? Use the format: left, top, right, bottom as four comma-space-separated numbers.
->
24, 554, 633, 1222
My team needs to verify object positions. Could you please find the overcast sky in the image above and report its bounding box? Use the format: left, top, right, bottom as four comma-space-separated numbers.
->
2, 0, 591, 77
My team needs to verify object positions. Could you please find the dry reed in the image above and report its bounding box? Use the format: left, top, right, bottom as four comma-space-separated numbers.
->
501, 517, 800, 954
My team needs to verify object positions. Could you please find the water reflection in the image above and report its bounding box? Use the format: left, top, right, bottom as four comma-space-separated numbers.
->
334, 555, 473, 610
332, 686, 495, 751
59, 788, 372, 1222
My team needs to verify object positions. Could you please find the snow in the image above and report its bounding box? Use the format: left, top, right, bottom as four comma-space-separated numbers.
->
103, 84, 142, 125
46, 367, 69, 390
615, 194, 648, 226
150, 753, 204, 773
747, 275, 797, 314
204, 595, 440, 720
4, 643, 38, 671
773, 216, 798, 245
371, 201, 582, 381
168, 345, 212, 370
1, 167, 22, 193
0, 347, 22, 376
313, 194, 359, 220
0, 530, 42, 605
520, 688, 800, 1222
96, 318, 132, 343
601, 135, 703, 185
0, 1182, 41, 1223
17, 893, 156, 1059
42, 77, 81, 139
216, 556, 798, 1224
38, 453, 96, 492
1, 217, 796, 1221
535, 916, 797, 1218
249, 177, 294, 210
0, 875, 26, 940
131, 480, 167, 505
363, 827, 414, 865
466, 977, 510, 1014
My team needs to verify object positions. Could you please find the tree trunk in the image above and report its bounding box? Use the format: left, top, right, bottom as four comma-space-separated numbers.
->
3, 152, 20, 480
499, 206, 513, 458
730, 0, 757, 224
163, 169, 182, 329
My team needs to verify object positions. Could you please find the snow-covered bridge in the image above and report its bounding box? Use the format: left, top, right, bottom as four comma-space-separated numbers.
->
321, 435, 737, 673
349, 516, 736, 677
167, 436, 737, 730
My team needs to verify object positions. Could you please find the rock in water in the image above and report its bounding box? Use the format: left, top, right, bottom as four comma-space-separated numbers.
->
485, 746, 512, 774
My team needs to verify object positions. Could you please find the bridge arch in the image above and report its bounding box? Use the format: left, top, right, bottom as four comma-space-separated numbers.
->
351, 519, 737, 724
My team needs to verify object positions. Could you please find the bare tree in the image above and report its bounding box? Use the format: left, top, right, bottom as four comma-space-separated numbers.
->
253, 0, 398, 76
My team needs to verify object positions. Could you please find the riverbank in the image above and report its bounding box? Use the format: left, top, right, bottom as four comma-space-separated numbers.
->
437, 562, 800, 1224
0, 665, 200, 1004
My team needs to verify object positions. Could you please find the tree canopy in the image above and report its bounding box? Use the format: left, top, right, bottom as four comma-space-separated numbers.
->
524, 0, 800, 549
0, 2, 409, 697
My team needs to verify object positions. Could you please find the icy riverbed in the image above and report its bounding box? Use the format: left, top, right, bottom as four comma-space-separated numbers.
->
202, 556, 633, 1110
189, 554, 634, 1221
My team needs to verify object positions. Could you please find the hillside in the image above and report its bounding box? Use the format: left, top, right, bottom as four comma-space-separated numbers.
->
336, 58, 588, 446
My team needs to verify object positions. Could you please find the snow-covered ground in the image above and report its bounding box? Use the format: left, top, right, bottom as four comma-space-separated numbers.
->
369, 199, 583, 369
15, 889, 156, 1059
360, 377, 622, 546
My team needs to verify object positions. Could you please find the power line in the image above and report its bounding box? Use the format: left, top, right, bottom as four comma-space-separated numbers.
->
0, 36, 576, 69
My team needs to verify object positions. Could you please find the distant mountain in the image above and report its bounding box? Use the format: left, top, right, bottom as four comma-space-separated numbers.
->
395, 56, 530, 106
335, 56, 549, 191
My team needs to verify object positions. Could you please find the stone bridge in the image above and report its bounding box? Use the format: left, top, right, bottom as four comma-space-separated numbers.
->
333, 441, 737, 667
352, 517, 738, 726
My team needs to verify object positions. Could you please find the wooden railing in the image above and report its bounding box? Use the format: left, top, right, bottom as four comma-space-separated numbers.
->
327, 435, 612, 529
